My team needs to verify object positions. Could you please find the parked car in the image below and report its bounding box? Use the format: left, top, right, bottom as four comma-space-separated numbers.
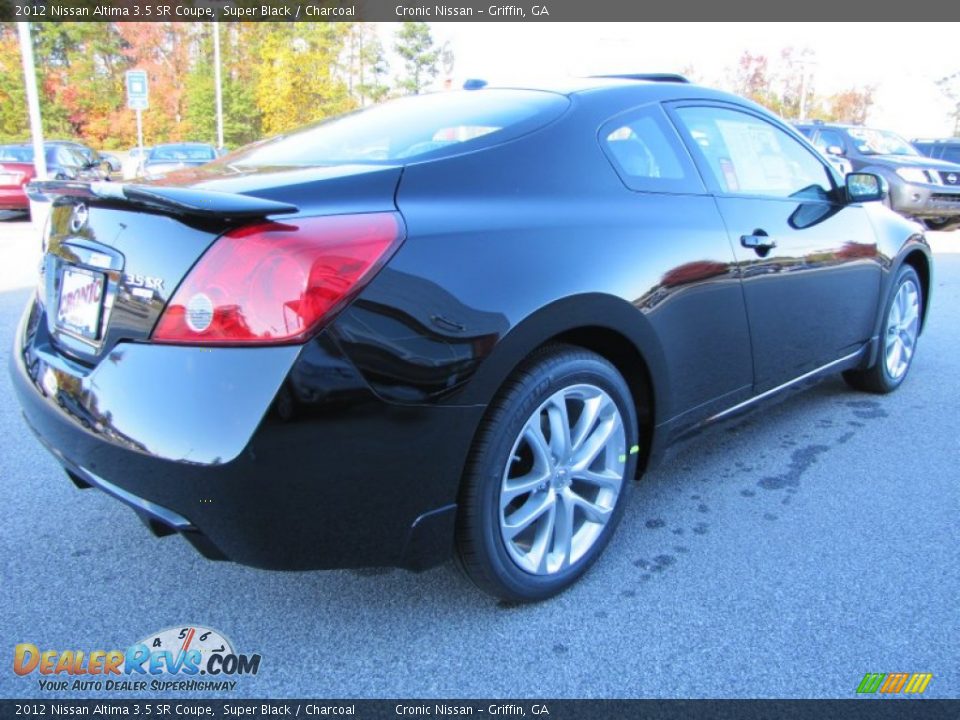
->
122, 146, 151, 180
911, 137, 960, 164
796, 121, 960, 230
795, 123, 853, 177
15, 77, 931, 602
47, 140, 121, 174
142, 143, 218, 176
911, 138, 960, 226
0, 143, 107, 214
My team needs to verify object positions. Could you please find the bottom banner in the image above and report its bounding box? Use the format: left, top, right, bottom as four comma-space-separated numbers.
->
2, 700, 958, 720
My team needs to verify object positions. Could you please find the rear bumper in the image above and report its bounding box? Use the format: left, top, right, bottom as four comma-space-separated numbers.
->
10, 297, 483, 571
0, 187, 29, 210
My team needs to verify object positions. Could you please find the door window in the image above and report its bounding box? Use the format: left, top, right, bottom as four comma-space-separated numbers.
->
814, 129, 846, 155
675, 106, 834, 200
942, 146, 960, 164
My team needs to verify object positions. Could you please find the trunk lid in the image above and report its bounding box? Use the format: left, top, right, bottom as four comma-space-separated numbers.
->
0, 162, 34, 189
34, 163, 402, 365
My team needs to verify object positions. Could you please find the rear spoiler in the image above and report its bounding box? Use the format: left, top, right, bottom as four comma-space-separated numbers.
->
25, 180, 298, 221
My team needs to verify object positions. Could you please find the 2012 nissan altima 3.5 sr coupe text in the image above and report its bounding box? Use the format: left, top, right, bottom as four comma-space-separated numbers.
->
12, 76, 931, 601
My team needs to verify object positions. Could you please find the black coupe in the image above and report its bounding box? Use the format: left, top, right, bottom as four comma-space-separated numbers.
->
13, 76, 931, 601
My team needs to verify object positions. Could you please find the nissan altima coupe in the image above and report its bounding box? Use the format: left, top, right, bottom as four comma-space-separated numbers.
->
13, 76, 931, 601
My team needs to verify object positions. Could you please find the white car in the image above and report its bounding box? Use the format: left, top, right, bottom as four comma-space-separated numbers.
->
122, 146, 150, 180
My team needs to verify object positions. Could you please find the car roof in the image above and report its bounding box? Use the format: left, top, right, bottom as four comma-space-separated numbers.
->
795, 122, 861, 130
480, 75, 759, 111
152, 142, 215, 149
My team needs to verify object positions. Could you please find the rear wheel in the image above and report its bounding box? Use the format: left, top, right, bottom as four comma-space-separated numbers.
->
456, 346, 638, 602
843, 265, 922, 394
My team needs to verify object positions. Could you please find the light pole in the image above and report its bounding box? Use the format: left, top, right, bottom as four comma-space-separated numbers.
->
796, 59, 818, 123
17, 22, 46, 180
212, 22, 224, 151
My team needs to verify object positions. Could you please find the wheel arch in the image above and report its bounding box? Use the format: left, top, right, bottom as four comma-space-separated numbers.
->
459, 293, 668, 476
901, 248, 931, 332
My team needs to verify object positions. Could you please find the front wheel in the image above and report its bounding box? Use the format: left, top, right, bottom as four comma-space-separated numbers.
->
923, 218, 960, 232
843, 265, 923, 394
456, 346, 639, 602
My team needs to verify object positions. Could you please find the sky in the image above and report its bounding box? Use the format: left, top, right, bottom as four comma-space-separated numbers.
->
382, 22, 959, 138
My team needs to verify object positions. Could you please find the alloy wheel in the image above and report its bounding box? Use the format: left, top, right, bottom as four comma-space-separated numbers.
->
884, 278, 920, 380
499, 384, 627, 575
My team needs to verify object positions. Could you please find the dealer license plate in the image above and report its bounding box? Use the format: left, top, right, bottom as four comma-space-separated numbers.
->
56, 267, 106, 341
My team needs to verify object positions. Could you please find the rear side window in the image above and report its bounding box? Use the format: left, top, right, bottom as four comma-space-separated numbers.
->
600, 105, 702, 194
225, 90, 569, 167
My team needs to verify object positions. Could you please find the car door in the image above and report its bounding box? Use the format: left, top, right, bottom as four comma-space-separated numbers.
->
668, 103, 882, 393
599, 104, 754, 423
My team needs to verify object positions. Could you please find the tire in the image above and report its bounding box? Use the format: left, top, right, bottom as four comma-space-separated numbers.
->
923, 218, 960, 232
455, 344, 639, 602
843, 265, 923, 394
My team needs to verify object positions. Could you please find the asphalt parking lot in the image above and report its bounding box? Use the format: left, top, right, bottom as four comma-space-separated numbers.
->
0, 216, 957, 700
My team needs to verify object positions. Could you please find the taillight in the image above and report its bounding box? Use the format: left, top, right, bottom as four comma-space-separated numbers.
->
152, 212, 402, 345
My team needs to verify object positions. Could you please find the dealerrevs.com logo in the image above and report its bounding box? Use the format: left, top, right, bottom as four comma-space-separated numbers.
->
14, 625, 261, 693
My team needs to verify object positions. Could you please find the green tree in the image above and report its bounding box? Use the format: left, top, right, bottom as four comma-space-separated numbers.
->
345, 24, 390, 107
185, 25, 261, 148
393, 22, 439, 96
184, 34, 217, 146
0, 24, 28, 142
31, 23, 126, 143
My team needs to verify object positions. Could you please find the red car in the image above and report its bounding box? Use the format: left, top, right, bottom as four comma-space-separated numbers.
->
0, 143, 104, 214
0, 146, 35, 212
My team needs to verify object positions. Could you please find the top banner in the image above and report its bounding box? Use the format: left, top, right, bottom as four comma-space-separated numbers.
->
3, 0, 960, 21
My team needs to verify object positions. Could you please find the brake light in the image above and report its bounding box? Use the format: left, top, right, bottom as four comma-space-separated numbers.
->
152, 212, 402, 345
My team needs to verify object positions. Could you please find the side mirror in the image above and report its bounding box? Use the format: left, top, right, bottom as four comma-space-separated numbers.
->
826, 145, 845, 156
846, 172, 887, 203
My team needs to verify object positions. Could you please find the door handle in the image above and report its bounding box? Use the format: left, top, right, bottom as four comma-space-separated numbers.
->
740, 230, 777, 252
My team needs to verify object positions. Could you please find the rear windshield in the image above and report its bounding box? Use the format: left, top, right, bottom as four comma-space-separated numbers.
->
0, 146, 33, 162
150, 145, 216, 161
224, 89, 569, 167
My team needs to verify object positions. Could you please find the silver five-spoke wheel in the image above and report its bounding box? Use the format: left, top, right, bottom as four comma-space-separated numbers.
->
884, 277, 920, 380
499, 384, 626, 575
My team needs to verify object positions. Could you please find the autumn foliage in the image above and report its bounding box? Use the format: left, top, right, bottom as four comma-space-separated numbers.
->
0, 21, 436, 150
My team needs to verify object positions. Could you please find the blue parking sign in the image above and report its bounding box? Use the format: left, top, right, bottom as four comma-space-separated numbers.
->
126, 70, 149, 111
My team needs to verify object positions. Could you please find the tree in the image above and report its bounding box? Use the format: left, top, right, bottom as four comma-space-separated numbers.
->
821, 87, 875, 125
254, 23, 355, 136
345, 24, 390, 107
937, 71, 960, 136
114, 23, 195, 146
0, 24, 28, 142
393, 22, 439, 96
777, 47, 817, 121
32, 23, 127, 144
183, 27, 218, 146
733, 51, 780, 111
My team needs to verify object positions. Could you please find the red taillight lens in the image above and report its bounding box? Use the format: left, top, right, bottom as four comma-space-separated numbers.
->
152, 212, 402, 345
